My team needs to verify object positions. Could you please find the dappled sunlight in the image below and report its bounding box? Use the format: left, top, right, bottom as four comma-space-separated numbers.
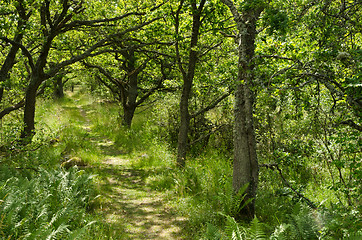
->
94, 157, 187, 240
59, 90, 187, 239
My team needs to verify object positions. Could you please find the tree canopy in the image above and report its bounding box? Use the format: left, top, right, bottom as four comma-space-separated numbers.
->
0, 0, 361, 238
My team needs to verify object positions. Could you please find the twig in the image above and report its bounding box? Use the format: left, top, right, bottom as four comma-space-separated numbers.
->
260, 163, 317, 209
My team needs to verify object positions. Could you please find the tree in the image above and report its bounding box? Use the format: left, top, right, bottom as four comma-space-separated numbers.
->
220, 0, 264, 221
171, 0, 207, 167
83, 51, 172, 128
81, 5, 170, 128
172, 0, 230, 167
0, 0, 153, 143
0, 0, 31, 116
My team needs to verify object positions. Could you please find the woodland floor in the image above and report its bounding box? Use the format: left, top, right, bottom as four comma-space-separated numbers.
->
65, 91, 187, 239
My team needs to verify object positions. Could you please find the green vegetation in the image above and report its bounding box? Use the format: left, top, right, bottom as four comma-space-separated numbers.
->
1, 0, 361, 239
2, 90, 360, 239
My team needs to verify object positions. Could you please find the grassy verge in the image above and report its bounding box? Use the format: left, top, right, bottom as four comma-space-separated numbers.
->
1, 90, 361, 239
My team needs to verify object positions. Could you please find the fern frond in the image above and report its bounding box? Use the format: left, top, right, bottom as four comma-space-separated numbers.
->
205, 223, 222, 240
249, 217, 267, 240
219, 213, 245, 240
46, 223, 70, 240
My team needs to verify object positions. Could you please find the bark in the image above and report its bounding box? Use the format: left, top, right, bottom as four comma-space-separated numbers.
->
221, 0, 262, 221
20, 78, 42, 142
0, 0, 29, 104
176, 0, 206, 168
121, 49, 138, 128
0, 41, 20, 104
53, 74, 65, 99
20, 27, 55, 142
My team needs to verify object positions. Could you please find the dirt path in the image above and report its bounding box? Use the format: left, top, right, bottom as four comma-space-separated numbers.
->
68, 92, 187, 239
98, 157, 186, 239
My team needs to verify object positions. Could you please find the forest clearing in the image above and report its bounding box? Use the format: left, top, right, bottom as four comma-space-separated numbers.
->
0, 0, 361, 239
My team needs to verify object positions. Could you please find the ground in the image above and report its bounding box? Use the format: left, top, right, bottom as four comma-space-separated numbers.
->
64, 90, 187, 239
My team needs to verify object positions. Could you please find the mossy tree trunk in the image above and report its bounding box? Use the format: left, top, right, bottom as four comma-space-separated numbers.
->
221, 0, 263, 221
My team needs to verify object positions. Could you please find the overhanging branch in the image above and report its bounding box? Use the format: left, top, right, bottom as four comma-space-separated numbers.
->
260, 163, 317, 209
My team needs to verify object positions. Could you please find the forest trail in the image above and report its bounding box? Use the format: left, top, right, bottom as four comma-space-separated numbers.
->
66, 91, 186, 239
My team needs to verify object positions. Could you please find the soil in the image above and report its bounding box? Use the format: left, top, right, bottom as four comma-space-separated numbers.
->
69, 91, 187, 239
97, 156, 187, 240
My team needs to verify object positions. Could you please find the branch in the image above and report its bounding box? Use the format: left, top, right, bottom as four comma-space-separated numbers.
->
189, 124, 226, 146
61, 12, 146, 31
191, 92, 230, 119
82, 61, 127, 86
340, 120, 362, 131
174, 0, 186, 78
199, 41, 223, 59
260, 163, 317, 209
220, 0, 242, 24
0, 99, 25, 120
136, 77, 163, 107
0, 36, 35, 70
255, 54, 300, 62
220, 31, 236, 39
0, 82, 47, 119
94, 75, 119, 97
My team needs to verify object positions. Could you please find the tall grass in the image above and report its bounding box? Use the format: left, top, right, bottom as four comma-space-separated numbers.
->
1, 90, 360, 239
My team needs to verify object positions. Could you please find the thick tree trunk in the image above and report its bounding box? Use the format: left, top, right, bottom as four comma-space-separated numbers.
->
0, 88, 3, 105
122, 74, 137, 128
221, 0, 262, 221
122, 105, 136, 128
121, 50, 138, 128
177, 81, 192, 167
232, 18, 259, 222
20, 30, 54, 142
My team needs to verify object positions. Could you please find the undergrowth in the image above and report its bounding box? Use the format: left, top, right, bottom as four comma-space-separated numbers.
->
1, 90, 361, 239
0, 166, 96, 240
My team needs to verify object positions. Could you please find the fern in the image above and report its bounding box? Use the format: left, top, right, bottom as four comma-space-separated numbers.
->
218, 183, 252, 218
248, 217, 267, 240
288, 209, 319, 239
219, 213, 245, 240
205, 223, 222, 240
270, 223, 291, 240
270, 206, 319, 240
46, 223, 70, 240
0, 167, 96, 239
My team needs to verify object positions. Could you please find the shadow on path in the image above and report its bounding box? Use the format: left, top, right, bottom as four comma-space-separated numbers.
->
95, 158, 187, 240
65, 92, 187, 239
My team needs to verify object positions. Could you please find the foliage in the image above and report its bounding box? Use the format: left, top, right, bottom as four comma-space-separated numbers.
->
0, 0, 361, 239
0, 167, 96, 240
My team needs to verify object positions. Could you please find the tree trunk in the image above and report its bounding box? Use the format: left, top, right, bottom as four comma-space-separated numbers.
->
233, 18, 260, 222
123, 105, 136, 128
177, 82, 192, 167
0, 34, 23, 104
0, 88, 3, 105
20, 30, 54, 142
176, 0, 206, 167
20, 78, 41, 143
53, 74, 64, 99
221, 0, 262, 221
121, 49, 138, 128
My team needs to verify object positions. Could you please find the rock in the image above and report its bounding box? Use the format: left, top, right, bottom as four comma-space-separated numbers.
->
60, 157, 87, 169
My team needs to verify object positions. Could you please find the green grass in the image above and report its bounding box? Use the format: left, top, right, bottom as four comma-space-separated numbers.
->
1, 89, 361, 239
